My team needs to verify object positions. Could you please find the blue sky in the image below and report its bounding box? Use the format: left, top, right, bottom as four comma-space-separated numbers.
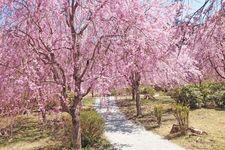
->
186, 0, 223, 14
187, 0, 205, 13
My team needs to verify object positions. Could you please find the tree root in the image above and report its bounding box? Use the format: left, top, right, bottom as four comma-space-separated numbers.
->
167, 124, 207, 139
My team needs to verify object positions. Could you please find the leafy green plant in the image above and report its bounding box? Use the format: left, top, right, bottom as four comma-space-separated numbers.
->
66, 90, 76, 105
110, 89, 117, 96
213, 91, 225, 108
203, 95, 216, 108
170, 86, 201, 109
173, 104, 189, 133
110, 87, 132, 96
168, 81, 225, 109
80, 110, 105, 147
61, 110, 105, 148
125, 87, 132, 95
140, 86, 156, 96
61, 112, 72, 146
154, 105, 163, 126
199, 81, 224, 106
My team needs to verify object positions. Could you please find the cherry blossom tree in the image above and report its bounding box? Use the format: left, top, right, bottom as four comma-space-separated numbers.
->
194, 8, 225, 81
104, 0, 201, 116
0, 0, 118, 148
176, 1, 225, 82
164, 1, 225, 84
0, 0, 202, 148
1, 0, 166, 148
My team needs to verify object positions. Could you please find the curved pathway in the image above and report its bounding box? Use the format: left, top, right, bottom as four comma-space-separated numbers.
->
95, 96, 185, 150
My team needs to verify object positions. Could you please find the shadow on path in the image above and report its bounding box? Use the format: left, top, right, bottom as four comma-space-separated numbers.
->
95, 96, 185, 150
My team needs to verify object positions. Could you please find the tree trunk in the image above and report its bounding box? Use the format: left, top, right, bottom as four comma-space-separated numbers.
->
130, 71, 142, 117
91, 90, 94, 97
40, 108, 47, 123
10, 116, 14, 138
132, 86, 135, 101
38, 89, 46, 123
135, 84, 142, 116
71, 99, 82, 149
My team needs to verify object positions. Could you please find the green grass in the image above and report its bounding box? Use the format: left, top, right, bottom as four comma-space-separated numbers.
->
0, 97, 112, 150
0, 114, 64, 150
116, 95, 225, 150
82, 97, 94, 109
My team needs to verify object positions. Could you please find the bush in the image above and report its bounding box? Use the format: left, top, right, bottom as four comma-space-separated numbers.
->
173, 104, 189, 133
61, 110, 105, 148
168, 82, 225, 109
202, 81, 225, 93
154, 85, 167, 92
170, 86, 202, 109
199, 81, 225, 106
140, 86, 156, 96
110, 87, 132, 96
198, 81, 225, 108
61, 112, 72, 145
203, 95, 216, 108
110, 89, 117, 96
213, 91, 225, 108
80, 110, 105, 147
125, 87, 132, 95
154, 105, 163, 126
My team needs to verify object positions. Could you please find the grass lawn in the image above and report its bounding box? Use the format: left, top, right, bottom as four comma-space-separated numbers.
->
0, 97, 112, 150
0, 113, 65, 150
116, 95, 225, 150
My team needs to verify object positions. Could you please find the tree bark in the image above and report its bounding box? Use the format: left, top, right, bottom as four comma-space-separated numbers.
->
91, 90, 94, 97
38, 89, 47, 123
132, 86, 135, 101
130, 71, 142, 117
40, 108, 47, 123
135, 83, 142, 116
70, 98, 82, 149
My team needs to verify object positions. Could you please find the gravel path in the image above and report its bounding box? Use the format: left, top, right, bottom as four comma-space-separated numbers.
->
95, 96, 185, 150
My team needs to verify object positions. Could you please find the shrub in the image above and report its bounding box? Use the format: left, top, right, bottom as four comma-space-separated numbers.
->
173, 104, 189, 133
154, 85, 167, 92
125, 87, 132, 95
170, 86, 202, 109
169, 82, 225, 109
61, 112, 72, 145
66, 90, 76, 105
154, 105, 163, 126
189, 90, 202, 108
199, 81, 224, 106
213, 91, 225, 108
80, 110, 105, 147
61, 110, 105, 148
140, 86, 156, 96
110, 87, 132, 96
201, 81, 225, 93
110, 89, 117, 96
203, 95, 216, 108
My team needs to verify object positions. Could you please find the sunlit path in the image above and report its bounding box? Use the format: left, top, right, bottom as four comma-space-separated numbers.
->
95, 97, 185, 150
